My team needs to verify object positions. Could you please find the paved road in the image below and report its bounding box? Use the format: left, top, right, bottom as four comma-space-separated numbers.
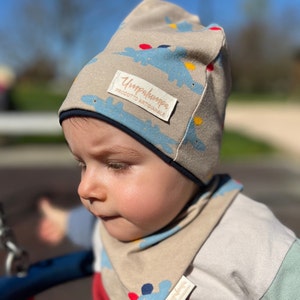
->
225, 102, 300, 158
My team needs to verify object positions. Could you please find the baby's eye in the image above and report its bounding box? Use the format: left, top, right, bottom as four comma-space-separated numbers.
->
107, 161, 129, 171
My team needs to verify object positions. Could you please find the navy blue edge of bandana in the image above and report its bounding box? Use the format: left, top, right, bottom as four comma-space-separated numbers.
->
59, 109, 205, 187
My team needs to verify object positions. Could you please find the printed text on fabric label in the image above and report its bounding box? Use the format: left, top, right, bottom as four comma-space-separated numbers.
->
108, 70, 177, 121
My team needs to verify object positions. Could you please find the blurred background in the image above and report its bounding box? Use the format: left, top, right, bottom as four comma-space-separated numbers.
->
1, 0, 300, 97
0, 0, 299, 299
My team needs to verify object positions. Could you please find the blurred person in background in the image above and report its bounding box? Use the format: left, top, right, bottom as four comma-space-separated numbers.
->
0, 65, 16, 111
38, 196, 95, 249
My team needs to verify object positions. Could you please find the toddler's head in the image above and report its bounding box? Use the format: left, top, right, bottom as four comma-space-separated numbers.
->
60, 0, 231, 186
62, 116, 199, 241
59, 0, 231, 240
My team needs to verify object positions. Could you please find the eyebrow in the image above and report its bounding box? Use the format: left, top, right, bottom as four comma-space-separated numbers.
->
102, 145, 142, 158
65, 138, 144, 161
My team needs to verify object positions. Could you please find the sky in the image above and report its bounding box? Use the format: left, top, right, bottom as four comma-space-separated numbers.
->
80, 0, 300, 44
0, 0, 300, 76
176, 0, 300, 36
1, 0, 300, 38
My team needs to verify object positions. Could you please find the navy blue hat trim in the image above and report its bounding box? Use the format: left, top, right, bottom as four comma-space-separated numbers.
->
59, 109, 205, 187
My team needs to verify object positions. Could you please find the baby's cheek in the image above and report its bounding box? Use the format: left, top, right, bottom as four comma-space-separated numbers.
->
118, 187, 160, 218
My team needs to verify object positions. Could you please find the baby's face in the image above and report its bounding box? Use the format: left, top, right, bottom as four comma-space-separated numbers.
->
63, 117, 198, 242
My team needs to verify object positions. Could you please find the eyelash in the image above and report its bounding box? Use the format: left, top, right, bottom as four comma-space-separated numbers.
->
76, 160, 130, 173
107, 161, 130, 172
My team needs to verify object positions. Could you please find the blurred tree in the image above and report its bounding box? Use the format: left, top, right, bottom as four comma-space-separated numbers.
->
290, 49, 300, 98
198, 0, 299, 95
230, 0, 297, 94
0, 0, 139, 83
1, 0, 299, 96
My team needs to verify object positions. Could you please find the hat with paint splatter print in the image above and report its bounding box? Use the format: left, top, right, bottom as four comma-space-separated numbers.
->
59, 0, 231, 185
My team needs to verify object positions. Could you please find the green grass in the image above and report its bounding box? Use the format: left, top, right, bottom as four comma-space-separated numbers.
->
7, 134, 65, 145
221, 130, 276, 160
12, 82, 66, 111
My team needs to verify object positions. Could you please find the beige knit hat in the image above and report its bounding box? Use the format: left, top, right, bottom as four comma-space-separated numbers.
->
59, 0, 231, 185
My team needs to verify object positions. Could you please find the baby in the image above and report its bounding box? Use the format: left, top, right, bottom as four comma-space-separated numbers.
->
58, 0, 300, 299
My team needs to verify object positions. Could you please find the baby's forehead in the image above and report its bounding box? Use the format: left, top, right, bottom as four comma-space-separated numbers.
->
63, 116, 151, 153
62, 116, 113, 134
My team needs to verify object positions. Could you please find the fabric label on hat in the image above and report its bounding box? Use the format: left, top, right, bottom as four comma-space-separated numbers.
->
108, 70, 177, 122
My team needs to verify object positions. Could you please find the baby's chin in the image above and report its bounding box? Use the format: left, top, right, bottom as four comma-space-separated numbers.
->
102, 219, 149, 243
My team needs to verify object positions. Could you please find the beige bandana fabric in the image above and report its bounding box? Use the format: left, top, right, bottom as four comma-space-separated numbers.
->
98, 175, 243, 299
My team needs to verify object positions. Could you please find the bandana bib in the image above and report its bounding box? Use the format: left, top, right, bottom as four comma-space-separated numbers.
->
96, 175, 243, 299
